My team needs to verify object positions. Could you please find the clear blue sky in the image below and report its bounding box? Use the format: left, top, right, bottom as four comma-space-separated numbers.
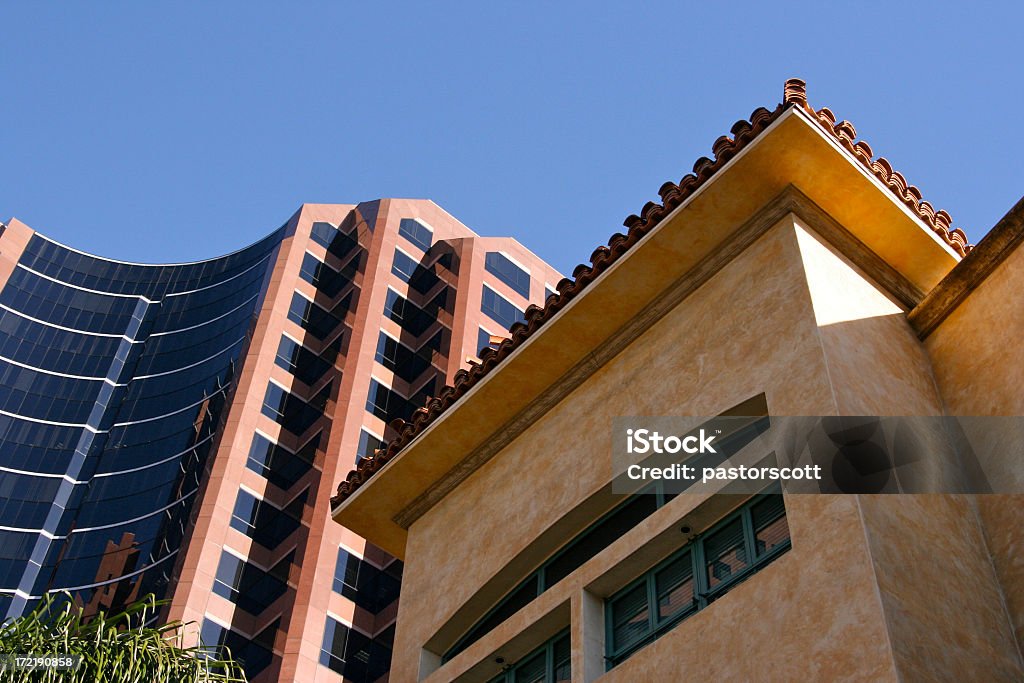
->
2, 3, 1020, 274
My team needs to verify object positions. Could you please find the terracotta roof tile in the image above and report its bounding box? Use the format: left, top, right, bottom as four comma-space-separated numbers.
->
330, 78, 971, 508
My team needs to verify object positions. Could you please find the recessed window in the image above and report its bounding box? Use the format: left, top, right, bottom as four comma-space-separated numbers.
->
212, 550, 288, 616
384, 289, 405, 322
200, 618, 276, 679
545, 285, 557, 302
246, 432, 313, 490
392, 249, 420, 283
299, 252, 324, 286
477, 327, 502, 356
320, 618, 392, 681
229, 489, 304, 550
398, 218, 433, 252
485, 252, 531, 298
481, 285, 524, 331
274, 336, 302, 376
230, 489, 262, 538
287, 292, 343, 340
261, 380, 331, 435
366, 379, 415, 422
374, 331, 432, 382
274, 335, 332, 386
487, 631, 570, 683
333, 549, 361, 597
332, 230, 360, 260
332, 549, 402, 613
443, 493, 661, 663
605, 491, 790, 667
261, 383, 288, 422
356, 429, 383, 462
212, 552, 246, 604
310, 222, 338, 249
442, 415, 771, 663
375, 332, 401, 371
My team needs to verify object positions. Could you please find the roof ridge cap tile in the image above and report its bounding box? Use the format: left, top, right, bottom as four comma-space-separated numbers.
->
330, 78, 971, 508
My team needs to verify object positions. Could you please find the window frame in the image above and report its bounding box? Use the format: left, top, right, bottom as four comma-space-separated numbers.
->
398, 218, 434, 253
391, 247, 420, 283
480, 284, 524, 330
443, 483, 670, 663
484, 251, 531, 299
310, 221, 338, 249
486, 629, 571, 683
441, 413, 772, 664
604, 489, 790, 668
356, 428, 384, 463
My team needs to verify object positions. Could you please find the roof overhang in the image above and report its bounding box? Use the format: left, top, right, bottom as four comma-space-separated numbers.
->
332, 106, 960, 558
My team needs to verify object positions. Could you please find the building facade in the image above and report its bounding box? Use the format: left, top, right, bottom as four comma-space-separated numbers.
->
0, 199, 561, 682
332, 81, 1024, 682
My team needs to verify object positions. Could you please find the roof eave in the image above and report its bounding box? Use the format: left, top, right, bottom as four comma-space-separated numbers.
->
332, 106, 961, 558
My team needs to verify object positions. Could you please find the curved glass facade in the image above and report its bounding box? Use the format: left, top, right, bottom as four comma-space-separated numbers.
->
0, 229, 284, 619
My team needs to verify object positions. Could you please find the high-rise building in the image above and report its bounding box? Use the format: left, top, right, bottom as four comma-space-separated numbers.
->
332, 81, 1024, 682
0, 199, 562, 682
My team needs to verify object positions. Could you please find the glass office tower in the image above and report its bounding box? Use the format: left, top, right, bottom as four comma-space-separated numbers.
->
0, 227, 284, 620
0, 201, 560, 682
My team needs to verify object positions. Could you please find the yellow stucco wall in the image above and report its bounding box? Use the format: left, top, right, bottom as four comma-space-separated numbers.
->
925, 244, 1024, 656
388, 214, 1023, 682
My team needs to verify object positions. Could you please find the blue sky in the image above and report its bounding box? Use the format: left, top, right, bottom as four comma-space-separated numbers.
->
2, 3, 1020, 274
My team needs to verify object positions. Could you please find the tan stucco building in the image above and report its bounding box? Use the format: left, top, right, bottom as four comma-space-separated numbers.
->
332, 80, 1024, 682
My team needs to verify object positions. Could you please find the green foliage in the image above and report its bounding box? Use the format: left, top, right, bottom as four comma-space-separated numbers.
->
0, 593, 247, 683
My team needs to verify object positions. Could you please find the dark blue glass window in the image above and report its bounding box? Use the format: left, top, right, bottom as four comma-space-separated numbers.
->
274, 335, 332, 386
356, 429, 383, 462
384, 289, 404, 322
365, 379, 393, 421
310, 222, 338, 249
212, 550, 289, 616
384, 289, 445, 336
229, 489, 304, 550
229, 490, 260, 537
328, 230, 360, 261
320, 618, 393, 682
274, 335, 302, 376
0, 473, 62, 530
391, 249, 419, 283
299, 253, 352, 298
481, 285, 524, 330
398, 218, 433, 252
200, 618, 276, 679
332, 549, 401, 613
477, 328, 500, 356
261, 381, 330, 436
299, 252, 323, 285
246, 433, 314, 490
261, 383, 288, 422
374, 332, 401, 371
287, 292, 343, 340
366, 380, 415, 422
545, 285, 557, 302
484, 252, 530, 298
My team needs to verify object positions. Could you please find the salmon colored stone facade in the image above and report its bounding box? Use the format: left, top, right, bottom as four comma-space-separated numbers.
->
0, 200, 560, 683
